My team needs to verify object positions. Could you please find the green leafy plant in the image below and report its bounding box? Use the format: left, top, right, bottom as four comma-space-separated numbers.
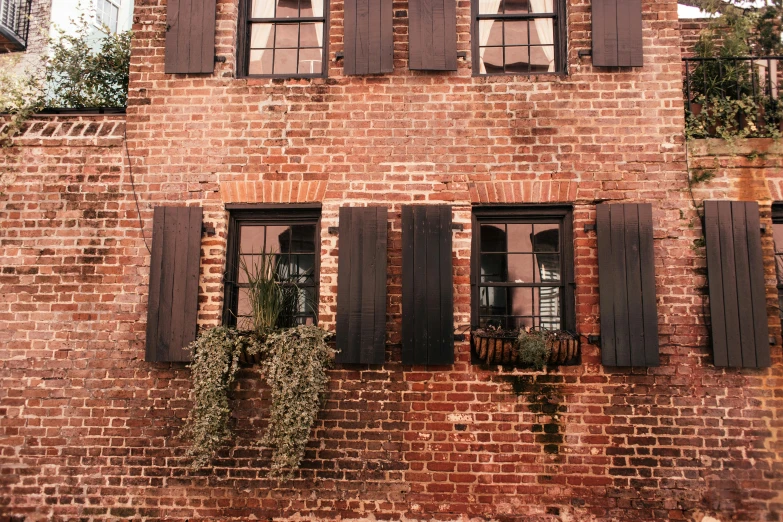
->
239, 253, 302, 335
515, 328, 551, 371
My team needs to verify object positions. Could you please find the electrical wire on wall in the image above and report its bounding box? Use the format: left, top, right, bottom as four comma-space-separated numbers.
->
124, 126, 151, 255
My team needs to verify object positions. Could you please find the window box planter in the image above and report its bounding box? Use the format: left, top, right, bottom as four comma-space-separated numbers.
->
471, 328, 580, 366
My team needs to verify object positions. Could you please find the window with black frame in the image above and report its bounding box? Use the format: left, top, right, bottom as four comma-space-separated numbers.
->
223, 208, 320, 329
772, 204, 783, 326
472, 207, 574, 331
240, 0, 327, 77
472, 0, 566, 75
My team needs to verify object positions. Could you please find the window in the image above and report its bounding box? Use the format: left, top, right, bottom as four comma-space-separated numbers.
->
471, 206, 574, 331
471, 0, 566, 75
96, 0, 119, 33
772, 204, 783, 326
238, 0, 327, 78
223, 206, 320, 329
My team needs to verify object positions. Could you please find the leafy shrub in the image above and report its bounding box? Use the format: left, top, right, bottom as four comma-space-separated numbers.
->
516, 329, 550, 371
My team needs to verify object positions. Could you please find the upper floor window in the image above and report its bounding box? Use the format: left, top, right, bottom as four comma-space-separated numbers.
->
239, 0, 327, 78
773, 204, 783, 327
96, 0, 120, 33
471, 0, 566, 76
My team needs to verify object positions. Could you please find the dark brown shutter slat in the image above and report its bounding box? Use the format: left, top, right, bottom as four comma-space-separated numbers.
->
336, 207, 388, 364
592, 0, 643, 68
597, 203, 659, 367
402, 205, 454, 366
344, 0, 394, 75
145, 206, 203, 362
408, 0, 457, 71
704, 201, 771, 368
165, 0, 216, 74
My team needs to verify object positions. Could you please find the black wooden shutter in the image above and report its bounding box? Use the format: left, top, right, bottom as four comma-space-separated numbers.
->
146, 206, 203, 362
344, 0, 394, 75
704, 201, 771, 368
591, 0, 643, 67
596, 203, 659, 367
335, 207, 388, 364
401, 205, 454, 365
165, 0, 216, 74
408, 0, 457, 71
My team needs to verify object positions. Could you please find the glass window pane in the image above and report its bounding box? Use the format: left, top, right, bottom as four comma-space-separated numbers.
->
274, 48, 298, 74
504, 0, 528, 13
480, 47, 504, 74
480, 20, 503, 46
291, 254, 315, 281
252, 0, 275, 17
238, 288, 251, 316
266, 225, 291, 253
290, 225, 316, 252
275, 23, 298, 47
534, 253, 561, 282
529, 18, 554, 45
529, 0, 553, 13
481, 224, 506, 252
249, 49, 274, 74
773, 223, 783, 253
536, 287, 560, 320
240, 226, 266, 253
533, 224, 559, 252
507, 254, 534, 283
504, 46, 529, 74
530, 46, 556, 72
298, 48, 323, 74
507, 224, 533, 252
478, 0, 503, 14
300, 0, 313, 16
509, 287, 533, 317
480, 253, 507, 282
251, 24, 275, 48
480, 287, 507, 316
275, 0, 298, 17
504, 20, 529, 46
299, 22, 322, 47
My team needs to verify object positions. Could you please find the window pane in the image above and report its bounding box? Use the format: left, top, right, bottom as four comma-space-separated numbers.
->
300, 0, 313, 16
480, 224, 506, 252
249, 49, 274, 74
509, 287, 533, 317
480, 287, 507, 316
504, 46, 529, 74
504, 0, 529, 13
529, 0, 553, 13
275, 23, 299, 47
529, 18, 553, 45
240, 226, 266, 253
290, 225, 316, 252
773, 223, 783, 253
298, 48, 322, 74
239, 254, 278, 283
507, 254, 534, 283
480, 47, 504, 74
504, 20, 529, 46
290, 254, 315, 281
274, 48, 298, 74
535, 253, 561, 282
531, 46, 556, 72
480, 20, 503, 46
275, 0, 298, 17
478, 0, 503, 14
507, 224, 533, 252
266, 225, 291, 253
238, 288, 251, 316
250, 24, 275, 48
536, 287, 560, 320
299, 22, 322, 47
252, 0, 275, 18
480, 253, 507, 282
533, 224, 559, 252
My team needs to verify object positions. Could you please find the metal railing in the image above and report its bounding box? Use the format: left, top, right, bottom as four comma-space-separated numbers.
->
683, 56, 783, 136
0, 0, 31, 51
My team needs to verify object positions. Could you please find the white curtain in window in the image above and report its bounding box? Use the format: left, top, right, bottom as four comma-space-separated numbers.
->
313, 0, 323, 48
530, 0, 554, 70
479, 0, 502, 74
252, 0, 276, 48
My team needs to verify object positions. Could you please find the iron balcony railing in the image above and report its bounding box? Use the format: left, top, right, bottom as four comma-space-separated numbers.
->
683, 56, 783, 137
0, 0, 31, 52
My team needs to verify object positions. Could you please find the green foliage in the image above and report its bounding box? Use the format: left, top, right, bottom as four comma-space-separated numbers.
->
239, 254, 303, 335
259, 325, 335, 477
689, 168, 716, 186
685, 94, 782, 140
180, 327, 264, 469
515, 329, 550, 371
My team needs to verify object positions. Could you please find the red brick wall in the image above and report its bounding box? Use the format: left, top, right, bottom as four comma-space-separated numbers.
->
1, 3, 782, 521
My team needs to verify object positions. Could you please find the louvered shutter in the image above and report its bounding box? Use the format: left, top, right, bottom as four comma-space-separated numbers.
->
592, 0, 643, 67
597, 203, 659, 367
146, 206, 203, 362
165, 0, 216, 74
408, 0, 457, 71
343, 0, 394, 75
401, 205, 454, 366
335, 207, 388, 364
704, 201, 771, 368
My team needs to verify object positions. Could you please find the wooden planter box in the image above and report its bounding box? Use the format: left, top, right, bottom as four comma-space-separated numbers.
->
471, 329, 580, 366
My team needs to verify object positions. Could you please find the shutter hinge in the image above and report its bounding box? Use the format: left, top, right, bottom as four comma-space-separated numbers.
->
587, 335, 600, 345
202, 225, 216, 236
457, 51, 467, 59
453, 333, 466, 342
770, 335, 776, 346
584, 223, 596, 233
578, 49, 592, 58
452, 223, 464, 231
334, 52, 344, 61
760, 223, 768, 233
214, 56, 227, 63
328, 226, 339, 235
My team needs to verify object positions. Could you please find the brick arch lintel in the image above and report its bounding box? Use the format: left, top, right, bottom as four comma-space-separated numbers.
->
220, 181, 327, 204
469, 181, 578, 204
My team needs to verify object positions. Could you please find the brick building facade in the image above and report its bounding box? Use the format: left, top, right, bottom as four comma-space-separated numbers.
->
0, 0, 781, 521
